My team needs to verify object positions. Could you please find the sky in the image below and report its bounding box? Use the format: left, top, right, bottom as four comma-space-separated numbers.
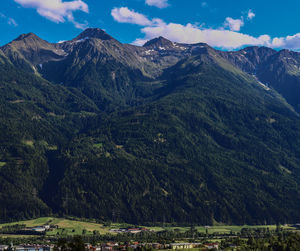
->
1, 0, 300, 50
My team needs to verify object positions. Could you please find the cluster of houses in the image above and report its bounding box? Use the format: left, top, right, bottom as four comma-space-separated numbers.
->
109, 227, 151, 234
88, 242, 219, 251
0, 244, 53, 251
0, 242, 219, 251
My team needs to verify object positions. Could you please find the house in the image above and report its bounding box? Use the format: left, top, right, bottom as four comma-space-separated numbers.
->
170, 243, 194, 249
204, 243, 219, 250
32, 226, 46, 232
127, 228, 142, 234
109, 227, 150, 234
14, 245, 52, 251
101, 242, 118, 251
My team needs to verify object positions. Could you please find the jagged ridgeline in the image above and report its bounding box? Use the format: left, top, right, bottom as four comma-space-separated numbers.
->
0, 28, 300, 224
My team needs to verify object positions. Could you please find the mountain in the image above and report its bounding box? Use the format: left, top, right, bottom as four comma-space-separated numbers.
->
0, 50, 101, 220
1, 32, 66, 73
72, 27, 116, 41
0, 28, 300, 224
222, 46, 300, 113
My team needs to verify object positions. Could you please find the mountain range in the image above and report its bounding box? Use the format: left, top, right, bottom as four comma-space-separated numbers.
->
0, 28, 299, 225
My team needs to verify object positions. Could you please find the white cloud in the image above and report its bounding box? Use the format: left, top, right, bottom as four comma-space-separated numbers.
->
224, 17, 244, 32
0, 12, 18, 27
8, 18, 18, 27
111, 7, 300, 50
247, 9, 255, 20
135, 21, 300, 50
271, 33, 300, 50
133, 22, 270, 49
145, 0, 169, 8
132, 38, 149, 46
13, 0, 88, 29
111, 7, 164, 26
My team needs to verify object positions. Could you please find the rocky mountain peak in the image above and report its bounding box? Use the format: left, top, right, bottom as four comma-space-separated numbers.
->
14, 32, 40, 41
1, 32, 66, 68
143, 36, 175, 49
4, 32, 53, 49
72, 28, 115, 41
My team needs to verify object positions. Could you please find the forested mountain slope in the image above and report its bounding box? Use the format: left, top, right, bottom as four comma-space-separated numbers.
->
0, 29, 300, 224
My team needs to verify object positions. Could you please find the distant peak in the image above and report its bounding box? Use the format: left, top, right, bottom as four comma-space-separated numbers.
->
241, 46, 275, 52
73, 28, 115, 41
14, 32, 41, 41
143, 36, 174, 48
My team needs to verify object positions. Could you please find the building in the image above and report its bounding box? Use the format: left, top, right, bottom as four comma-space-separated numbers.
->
204, 243, 219, 250
170, 243, 195, 249
31, 227, 46, 232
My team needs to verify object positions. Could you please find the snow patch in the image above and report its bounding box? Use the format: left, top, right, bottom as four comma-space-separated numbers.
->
144, 49, 155, 55
252, 74, 270, 90
257, 81, 270, 90
74, 37, 90, 43
174, 45, 186, 50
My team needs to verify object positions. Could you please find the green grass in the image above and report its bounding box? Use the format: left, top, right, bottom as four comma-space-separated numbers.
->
147, 225, 296, 234
45, 219, 112, 236
0, 162, 6, 167
0, 218, 297, 238
93, 143, 103, 149
0, 234, 37, 238
22, 140, 34, 147
38, 140, 58, 150
0, 217, 113, 237
46, 145, 58, 150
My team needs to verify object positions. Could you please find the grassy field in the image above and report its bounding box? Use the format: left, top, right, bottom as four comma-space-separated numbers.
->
0, 217, 113, 237
0, 217, 296, 238
147, 225, 295, 234
0, 234, 37, 238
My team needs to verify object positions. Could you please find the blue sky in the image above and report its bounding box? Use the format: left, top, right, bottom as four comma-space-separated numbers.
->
1, 0, 300, 50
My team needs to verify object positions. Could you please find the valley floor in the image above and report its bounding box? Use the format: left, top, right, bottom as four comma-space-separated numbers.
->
1, 217, 300, 250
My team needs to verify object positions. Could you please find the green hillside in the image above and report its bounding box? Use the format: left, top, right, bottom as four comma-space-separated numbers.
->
0, 29, 300, 225
43, 54, 300, 224
0, 55, 99, 221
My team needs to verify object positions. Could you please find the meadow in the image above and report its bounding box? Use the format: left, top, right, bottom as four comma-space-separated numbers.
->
0, 217, 296, 238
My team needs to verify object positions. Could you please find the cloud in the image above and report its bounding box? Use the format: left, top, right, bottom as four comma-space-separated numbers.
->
224, 17, 244, 31
271, 33, 300, 50
145, 0, 169, 8
13, 0, 88, 29
111, 7, 300, 50
8, 18, 18, 27
247, 9, 255, 20
0, 12, 18, 27
111, 7, 164, 26
134, 21, 300, 50
133, 22, 271, 49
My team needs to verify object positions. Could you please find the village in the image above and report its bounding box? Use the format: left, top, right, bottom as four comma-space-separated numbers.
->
1, 217, 299, 251
0, 241, 220, 251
